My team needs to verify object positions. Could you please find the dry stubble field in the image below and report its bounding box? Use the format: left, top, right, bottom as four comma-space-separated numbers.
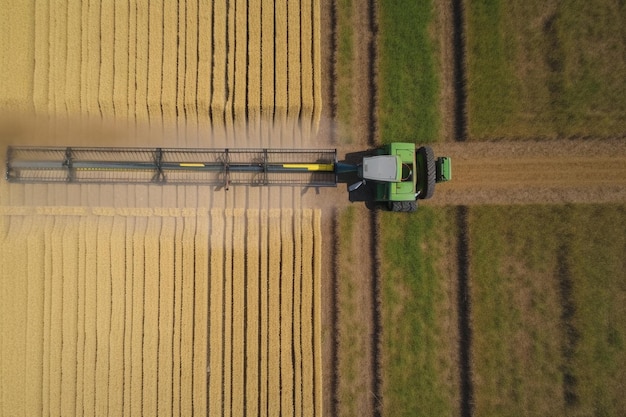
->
0, 207, 322, 417
1, 1, 325, 416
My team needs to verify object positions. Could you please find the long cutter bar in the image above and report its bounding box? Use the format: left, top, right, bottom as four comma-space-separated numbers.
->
6, 146, 338, 187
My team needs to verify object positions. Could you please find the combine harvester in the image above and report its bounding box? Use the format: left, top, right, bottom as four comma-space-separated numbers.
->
5, 143, 450, 211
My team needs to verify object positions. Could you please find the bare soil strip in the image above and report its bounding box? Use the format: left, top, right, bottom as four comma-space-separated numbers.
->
430, 139, 626, 206
318, 0, 382, 415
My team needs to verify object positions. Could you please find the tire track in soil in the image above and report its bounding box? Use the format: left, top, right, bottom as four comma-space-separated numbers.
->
450, 1, 475, 416
327, 0, 340, 414
365, 0, 383, 415
330, 207, 339, 417
556, 241, 580, 409
319, 1, 341, 417
456, 206, 473, 417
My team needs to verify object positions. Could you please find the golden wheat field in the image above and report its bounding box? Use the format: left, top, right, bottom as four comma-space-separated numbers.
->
0, 0, 324, 416
0, 0, 321, 137
0, 207, 323, 417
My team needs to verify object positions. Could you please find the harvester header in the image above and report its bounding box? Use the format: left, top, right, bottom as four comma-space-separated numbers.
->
6, 146, 337, 188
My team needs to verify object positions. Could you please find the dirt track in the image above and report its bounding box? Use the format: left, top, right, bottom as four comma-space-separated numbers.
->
429, 139, 626, 205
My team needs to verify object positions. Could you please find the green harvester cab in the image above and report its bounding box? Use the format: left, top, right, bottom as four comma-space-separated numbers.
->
355, 142, 451, 212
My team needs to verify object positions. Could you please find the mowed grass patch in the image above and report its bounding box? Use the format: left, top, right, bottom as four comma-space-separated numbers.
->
466, 0, 626, 139
379, 207, 458, 417
469, 205, 626, 416
377, 0, 439, 144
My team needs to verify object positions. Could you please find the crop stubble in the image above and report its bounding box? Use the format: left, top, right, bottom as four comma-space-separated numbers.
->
2, 0, 325, 415
4, 0, 322, 150
0, 208, 323, 416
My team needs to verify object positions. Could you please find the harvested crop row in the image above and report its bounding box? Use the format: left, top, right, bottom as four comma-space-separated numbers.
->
261, 1, 275, 124
158, 217, 176, 416
274, 1, 289, 127
112, 0, 129, 120
247, 0, 262, 122
61, 217, 80, 416
301, 209, 315, 415
130, 216, 147, 417
234, 0, 248, 129
300, 0, 314, 138
122, 216, 135, 417
281, 209, 295, 416
232, 209, 246, 416
142, 216, 161, 416
25, 218, 45, 416
134, 0, 150, 123
95, 216, 114, 416
223, 210, 234, 417
288, 1, 302, 121
50, 218, 65, 415
17, 0, 323, 143
311, 0, 322, 131
184, 0, 199, 127
312, 210, 323, 416
293, 210, 303, 415
1, 217, 28, 417
171, 216, 185, 414
211, 0, 228, 136
179, 212, 197, 416
147, 2, 164, 125
259, 209, 270, 414
193, 214, 209, 414
225, 0, 237, 142
268, 210, 282, 416
0, 208, 322, 417
246, 210, 260, 416
208, 209, 225, 415
197, 2, 212, 139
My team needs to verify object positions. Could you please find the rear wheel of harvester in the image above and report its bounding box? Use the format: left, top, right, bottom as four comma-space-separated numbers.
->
418, 146, 436, 199
388, 201, 417, 212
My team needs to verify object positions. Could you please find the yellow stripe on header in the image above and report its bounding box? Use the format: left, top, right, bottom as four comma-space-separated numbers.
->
179, 163, 205, 167
282, 163, 334, 172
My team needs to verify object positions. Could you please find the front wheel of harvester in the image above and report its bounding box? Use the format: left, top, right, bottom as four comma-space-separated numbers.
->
388, 201, 417, 212
418, 146, 436, 199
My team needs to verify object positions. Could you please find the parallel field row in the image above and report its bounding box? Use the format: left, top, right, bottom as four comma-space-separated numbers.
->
0, 208, 322, 417
27, 0, 322, 143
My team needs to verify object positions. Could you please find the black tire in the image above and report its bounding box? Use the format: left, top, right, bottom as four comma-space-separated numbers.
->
404, 201, 417, 212
417, 146, 436, 199
388, 201, 417, 212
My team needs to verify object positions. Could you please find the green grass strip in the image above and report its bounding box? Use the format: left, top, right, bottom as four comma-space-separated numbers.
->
377, 0, 439, 144
466, 0, 626, 139
379, 207, 456, 417
465, 0, 518, 139
469, 205, 626, 415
